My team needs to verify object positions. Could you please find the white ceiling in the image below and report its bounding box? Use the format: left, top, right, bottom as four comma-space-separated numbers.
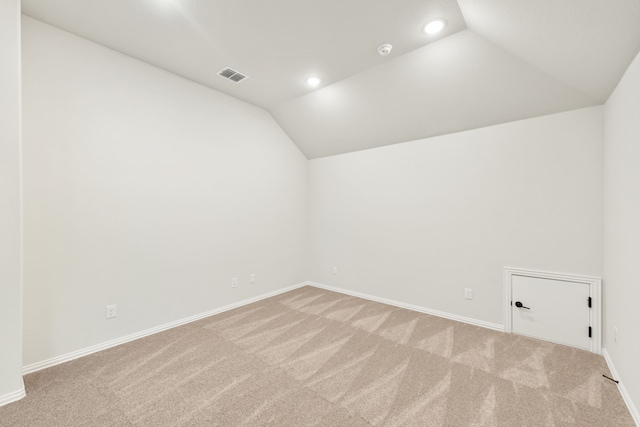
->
21, 0, 640, 159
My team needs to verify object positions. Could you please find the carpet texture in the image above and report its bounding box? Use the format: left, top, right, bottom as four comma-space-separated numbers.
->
0, 286, 634, 426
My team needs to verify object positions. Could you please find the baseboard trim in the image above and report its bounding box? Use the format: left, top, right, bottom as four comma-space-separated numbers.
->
22, 282, 308, 375
22, 280, 505, 375
602, 349, 640, 426
307, 281, 504, 332
0, 386, 26, 408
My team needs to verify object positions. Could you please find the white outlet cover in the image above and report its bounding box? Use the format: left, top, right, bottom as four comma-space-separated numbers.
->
106, 304, 117, 319
232, 277, 238, 288
250, 274, 256, 283
464, 288, 473, 300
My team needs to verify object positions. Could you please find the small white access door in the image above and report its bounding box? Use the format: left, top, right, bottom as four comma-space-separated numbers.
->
505, 268, 601, 353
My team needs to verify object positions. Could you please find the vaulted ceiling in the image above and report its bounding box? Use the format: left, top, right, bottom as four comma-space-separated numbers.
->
22, 0, 640, 158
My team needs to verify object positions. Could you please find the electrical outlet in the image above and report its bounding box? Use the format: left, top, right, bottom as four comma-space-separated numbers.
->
464, 288, 473, 300
232, 277, 238, 288
614, 327, 618, 343
250, 274, 256, 283
332, 266, 338, 275
106, 305, 117, 319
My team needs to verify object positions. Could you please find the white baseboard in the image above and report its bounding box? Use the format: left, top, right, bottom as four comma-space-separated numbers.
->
602, 349, 640, 426
307, 281, 504, 332
0, 386, 26, 408
22, 282, 308, 375
21, 280, 505, 376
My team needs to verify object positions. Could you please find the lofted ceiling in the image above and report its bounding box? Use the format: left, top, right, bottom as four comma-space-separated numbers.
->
21, 0, 640, 159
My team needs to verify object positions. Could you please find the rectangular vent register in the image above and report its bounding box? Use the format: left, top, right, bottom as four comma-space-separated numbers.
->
217, 67, 248, 83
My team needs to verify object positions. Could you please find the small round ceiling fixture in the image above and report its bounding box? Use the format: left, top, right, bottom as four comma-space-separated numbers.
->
423, 18, 447, 35
306, 77, 322, 87
377, 44, 393, 56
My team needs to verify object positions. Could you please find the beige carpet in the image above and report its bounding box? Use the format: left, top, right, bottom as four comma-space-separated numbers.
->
0, 286, 634, 426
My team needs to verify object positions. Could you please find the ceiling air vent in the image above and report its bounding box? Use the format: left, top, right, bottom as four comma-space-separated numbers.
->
217, 67, 248, 83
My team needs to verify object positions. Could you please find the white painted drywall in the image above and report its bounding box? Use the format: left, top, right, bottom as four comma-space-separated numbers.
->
308, 107, 603, 325
604, 49, 640, 415
0, 0, 25, 403
21, 17, 308, 366
272, 30, 597, 159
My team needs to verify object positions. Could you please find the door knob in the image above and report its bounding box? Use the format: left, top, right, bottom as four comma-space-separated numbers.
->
515, 301, 530, 309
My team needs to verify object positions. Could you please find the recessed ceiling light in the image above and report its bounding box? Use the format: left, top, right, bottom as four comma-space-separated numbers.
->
306, 77, 322, 87
423, 18, 447, 35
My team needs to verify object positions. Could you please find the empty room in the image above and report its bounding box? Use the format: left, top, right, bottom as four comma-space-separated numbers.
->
1, 0, 640, 425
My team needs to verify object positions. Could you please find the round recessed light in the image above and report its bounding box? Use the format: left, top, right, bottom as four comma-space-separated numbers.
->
306, 77, 322, 87
423, 18, 447, 35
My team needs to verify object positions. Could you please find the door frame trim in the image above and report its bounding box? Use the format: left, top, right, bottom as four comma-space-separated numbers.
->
504, 267, 601, 354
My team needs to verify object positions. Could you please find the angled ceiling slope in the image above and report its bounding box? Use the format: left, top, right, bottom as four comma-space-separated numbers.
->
21, 0, 640, 158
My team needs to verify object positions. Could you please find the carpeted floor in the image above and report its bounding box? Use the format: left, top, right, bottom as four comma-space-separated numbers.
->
0, 286, 634, 426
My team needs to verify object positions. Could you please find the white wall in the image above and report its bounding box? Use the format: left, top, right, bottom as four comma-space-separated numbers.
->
21, 17, 308, 366
604, 50, 640, 415
308, 107, 603, 326
0, 0, 25, 404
